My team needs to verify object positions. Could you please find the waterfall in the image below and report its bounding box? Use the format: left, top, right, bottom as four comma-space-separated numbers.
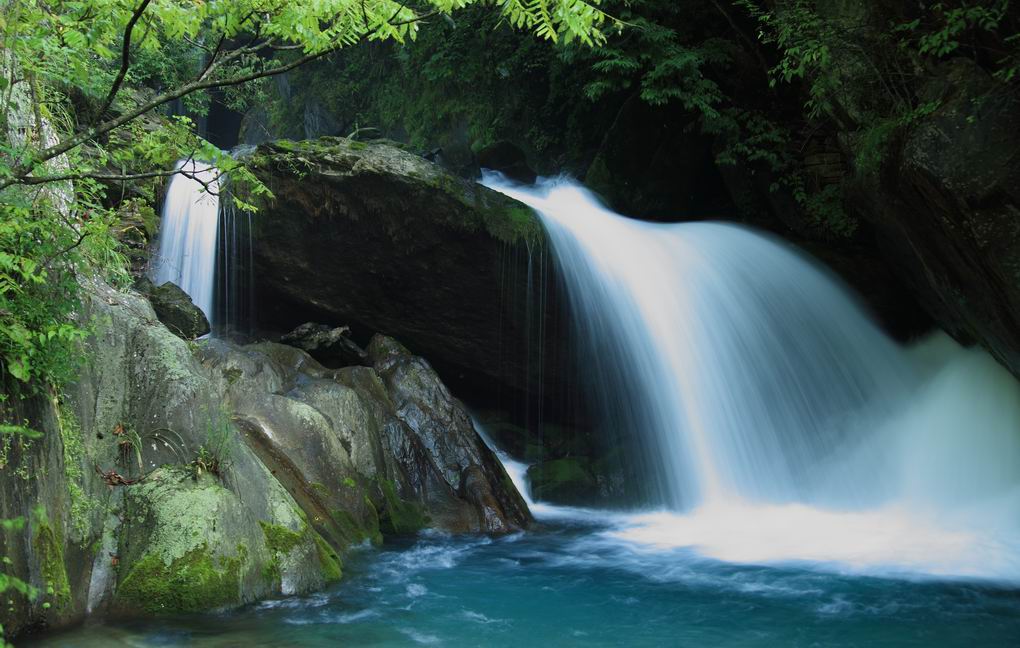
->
484, 173, 1020, 579
150, 160, 253, 335
150, 160, 220, 321
215, 189, 256, 337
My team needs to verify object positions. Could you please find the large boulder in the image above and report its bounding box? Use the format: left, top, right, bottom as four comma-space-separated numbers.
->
848, 58, 1020, 376
244, 137, 567, 411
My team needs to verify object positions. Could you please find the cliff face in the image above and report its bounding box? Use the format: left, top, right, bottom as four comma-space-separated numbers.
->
0, 281, 529, 638
849, 59, 1020, 376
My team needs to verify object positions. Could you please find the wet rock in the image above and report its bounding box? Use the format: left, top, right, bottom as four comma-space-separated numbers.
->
1, 281, 531, 638
112, 467, 274, 615
145, 281, 210, 340
279, 322, 369, 367
527, 457, 599, 506
477, 140, 537, 184
370, 334, 531, 533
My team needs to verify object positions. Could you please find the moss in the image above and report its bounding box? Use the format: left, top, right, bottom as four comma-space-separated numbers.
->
310, 481, 331, 498
473, 200, 544, 246
329, 505, 380, 545
526, 457, 598, 505
259, 521, 304, 583
223, 367, 243, 385
56, 403, 99, 542
313, 534, 343, 582
378, 479, 426, 535
116, 544, 244, 614
260, 521, 304, 555
348, 140, 368, 151
361, 495, 383, 545
272, 139, 302, 152
33, 520, 71, 612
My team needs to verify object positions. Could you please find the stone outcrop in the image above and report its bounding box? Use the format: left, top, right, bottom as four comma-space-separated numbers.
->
244, 137, 567, 410
0, 281, 530, 638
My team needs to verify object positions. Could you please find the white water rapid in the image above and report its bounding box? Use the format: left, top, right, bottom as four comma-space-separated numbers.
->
483, 173, 1020, 581
149, 160, 221, 322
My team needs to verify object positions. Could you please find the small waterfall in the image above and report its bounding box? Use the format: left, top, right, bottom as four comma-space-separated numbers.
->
150, 160, 221, 321
150, 159, 253, 335
484, 173, 1020, 579
214, 189, 255, 337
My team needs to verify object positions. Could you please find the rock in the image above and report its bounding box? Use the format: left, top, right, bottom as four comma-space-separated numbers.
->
527, 457, 599, 506
245, 137, 569, 411
848, 58, 1020, 376
369, 335, 531, 533
477, 140, 537, 184
145, 281, 210, 340
279, 322, 369, 367
0, 281, 531, 638
112, 199, 159, 281
112, 467, 274, 614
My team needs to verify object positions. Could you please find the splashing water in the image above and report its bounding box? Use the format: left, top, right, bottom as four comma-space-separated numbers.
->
149, 160, 220, 321
483, 173, 1020, 581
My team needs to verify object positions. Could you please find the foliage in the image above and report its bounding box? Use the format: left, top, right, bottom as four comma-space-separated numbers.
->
0, 0, 608, 390
189, 409, 234, 479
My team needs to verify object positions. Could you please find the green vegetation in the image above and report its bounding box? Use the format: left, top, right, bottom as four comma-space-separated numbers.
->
0, 0, 608, 390
56, 402, 100, 541
378, 479, 426, 535
271, 1, 1018, 237
259, 521, 305, 585
190, 408, 235, 480
116, 545, 246, 614
313, 534, 343, 582
31, 518, 71, 614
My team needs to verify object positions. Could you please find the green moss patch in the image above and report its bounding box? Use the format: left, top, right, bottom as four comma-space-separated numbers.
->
259, 521, 304, 584
526, 457, 598, 506
33, 520, 71, 612
313, 534, 343, 582
378, 479, 426, 535
116, 545, 245, 614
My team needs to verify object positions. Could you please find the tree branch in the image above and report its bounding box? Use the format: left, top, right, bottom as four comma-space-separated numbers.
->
95, 0, 154, 120
0, 45, 336, 191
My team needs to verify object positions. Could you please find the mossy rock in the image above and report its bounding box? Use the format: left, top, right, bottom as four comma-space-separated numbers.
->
526, 457, 598, 506
117, 545, 247, 614
32, 520, 72, 615
113, 467, 273, 614
378, 479, 427, 535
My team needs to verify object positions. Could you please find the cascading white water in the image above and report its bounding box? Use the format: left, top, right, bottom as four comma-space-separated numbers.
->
483, 173, 1020, 580
149, 160, 221, 321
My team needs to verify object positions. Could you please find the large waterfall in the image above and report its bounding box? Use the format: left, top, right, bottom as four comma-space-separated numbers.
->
484, 173, 1020, 580
149, 160, 221, 320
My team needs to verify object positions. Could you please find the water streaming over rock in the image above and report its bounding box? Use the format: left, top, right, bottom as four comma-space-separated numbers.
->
150, 160, 253, 335
214, 190, 256, 337
149, 160, 220, 321
483, 172, 1020, 580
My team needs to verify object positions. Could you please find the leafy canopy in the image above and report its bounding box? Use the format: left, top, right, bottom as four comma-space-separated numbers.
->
0, 0, 610, 387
